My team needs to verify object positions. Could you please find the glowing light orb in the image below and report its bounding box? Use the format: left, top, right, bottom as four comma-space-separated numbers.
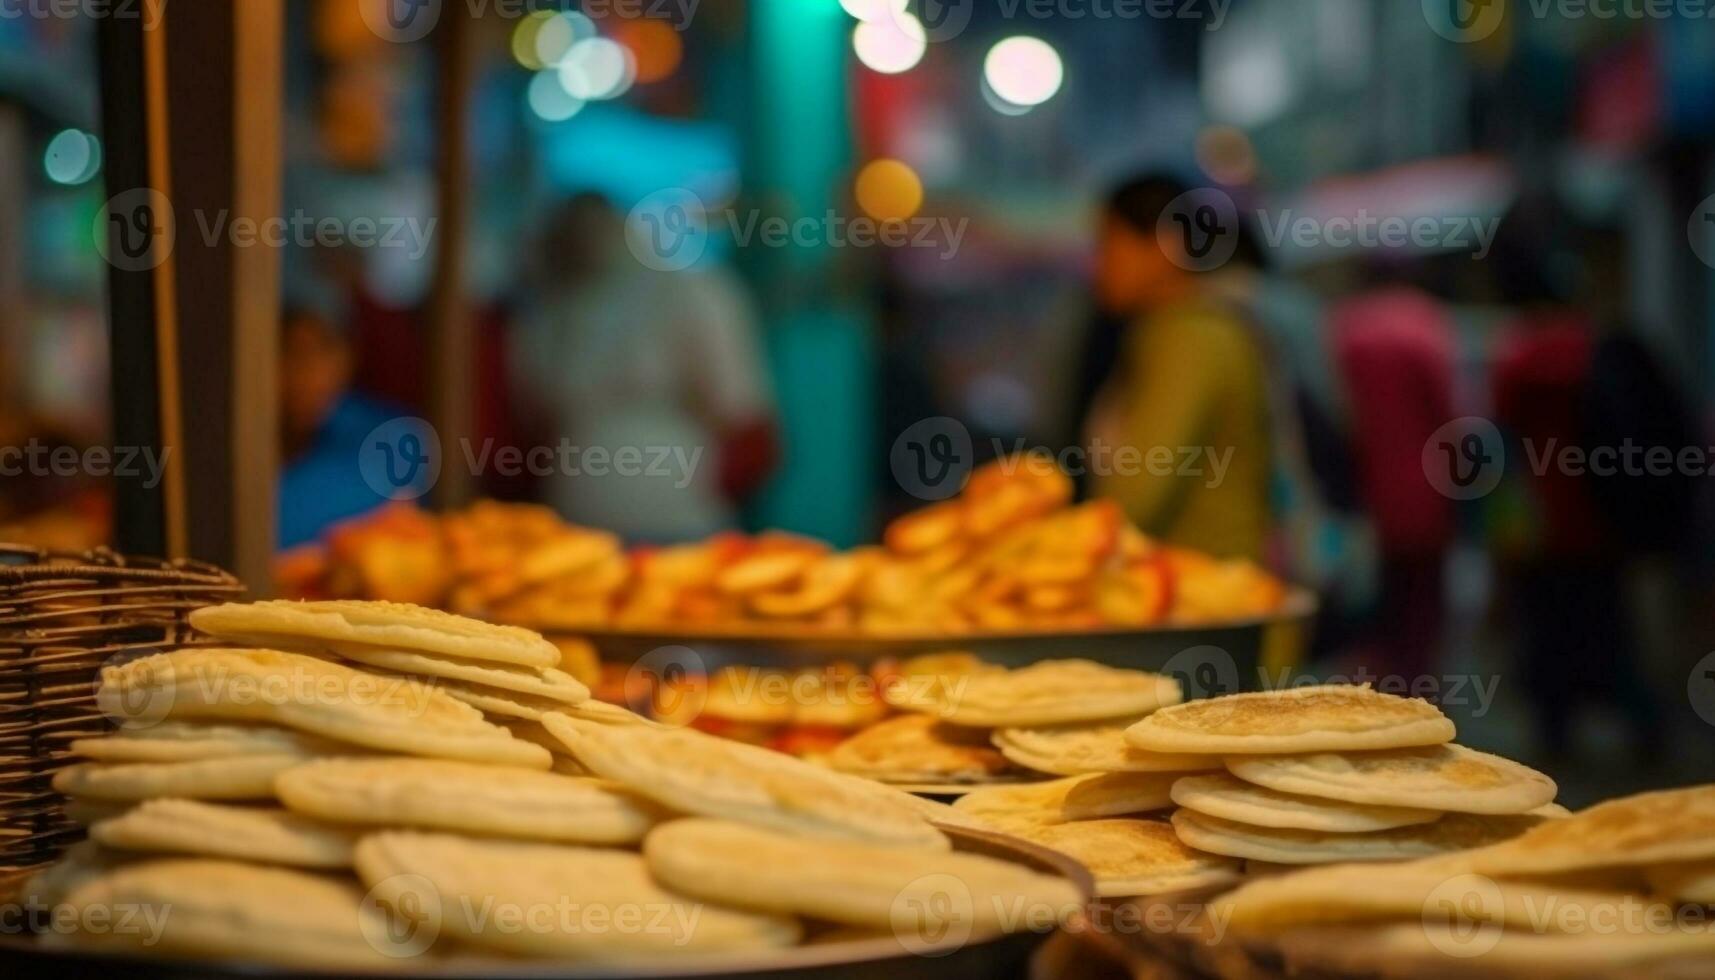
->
839, 0, 909, 21
983, 36, 1063, 108
558, 36, 636, 101
855, 158, 923, 222
612, 18, 683, 85
528, 70, 585, 121
852, 12, 925, 74
45, 130, 100, 185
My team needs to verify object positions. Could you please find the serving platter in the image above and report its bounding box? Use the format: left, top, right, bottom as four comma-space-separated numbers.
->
567, 590, 1316, 699
0, 824, 1093, 980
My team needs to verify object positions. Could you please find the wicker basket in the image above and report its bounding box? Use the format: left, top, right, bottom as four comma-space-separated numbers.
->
0, 544, 244, 871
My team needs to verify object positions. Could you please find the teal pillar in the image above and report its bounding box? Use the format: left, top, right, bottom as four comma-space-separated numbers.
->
742, 0, 875, 548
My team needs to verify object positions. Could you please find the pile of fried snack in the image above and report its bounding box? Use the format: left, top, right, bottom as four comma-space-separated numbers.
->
26, 600, 1079, 969
276, 454, 1286, 636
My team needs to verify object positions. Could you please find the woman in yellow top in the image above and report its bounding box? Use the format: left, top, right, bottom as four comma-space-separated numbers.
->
1081, 176, 1272, 561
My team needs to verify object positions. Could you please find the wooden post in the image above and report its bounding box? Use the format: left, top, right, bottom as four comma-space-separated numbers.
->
97, 0, 282, 588
428, 0, 475, 508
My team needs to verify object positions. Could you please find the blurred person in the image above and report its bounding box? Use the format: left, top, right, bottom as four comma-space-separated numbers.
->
1329, 261, 1456, 685
1488, 213, 1663, 762
512, 194, 777, 542
279, 298, 418, 550
1082, 175, 1272, 561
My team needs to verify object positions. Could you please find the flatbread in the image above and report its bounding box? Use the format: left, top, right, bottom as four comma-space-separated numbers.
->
1646, 861, 1715, 905
438, 683, 565, 722
1226, 744, 1556, 814
70, 722, 344, 763
1171, 809, 1542, 865
1466, 785, 1715, 877
20, 841, 135, 908
541, 712, 947, 850
992, 721, 1219, 776
48, 859, 399, 967
277, 757, 661, 844
890, 659, 1183, 727
1212, 858, 1645, 932
90, 799, 357, 867
51, 755, 304, 802
190, 599, 561, 668
952, 772, 1175, 829
1125, 684, 1455, 755
326, 643, 589, 703
1006, 818, 1241, 897
644, 818, 1081, 940
1172, 772, 1440, 832
827, 714, 1028, 785
355, 831, 801, 958
96, 648, 551, 770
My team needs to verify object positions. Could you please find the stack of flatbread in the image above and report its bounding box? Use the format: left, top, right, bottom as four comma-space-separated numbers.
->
1207, 784, 1715, 978
855, 658, 1243, 898
1117, 684, 1562, 869
27, 600, 1078, 969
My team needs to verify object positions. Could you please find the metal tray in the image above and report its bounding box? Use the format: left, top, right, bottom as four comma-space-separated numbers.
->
0, 824, 1092, 980
572, 590, 1316, 699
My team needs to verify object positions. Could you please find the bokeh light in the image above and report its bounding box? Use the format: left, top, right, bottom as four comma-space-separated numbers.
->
559, 36, 637, 101
852, 12, 926, 75
980, 75, 1033, 117
510, 11, 556, 69
1195, 124, 1260, 186
983, 36, 1064, 108
528, 69, 585, 122
44, 129, 100, 185
535, 11, 595, 68
855, 158, 924, 222
839, 0, 909, 21
611, 19, 683, 85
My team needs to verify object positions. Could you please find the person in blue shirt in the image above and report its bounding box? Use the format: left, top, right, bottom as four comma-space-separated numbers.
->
277, 303, 420, 550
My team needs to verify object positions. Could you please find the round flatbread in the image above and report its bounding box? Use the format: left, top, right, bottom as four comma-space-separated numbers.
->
1125, 685, 1455, 755
96, 648, 551, 770
1007, 819, 1241, 897
644, 818, 1081, 941
190, 600, 560, 668
1170, 809, 1542, 865
438, 684, 565, 722
21, 841, 136, 909
993, 721, 1219, 776
326, 643, 589, 704
47, 859, 399, 968
1172, 772, 1441, 832
541, 712, 947, 850
952, 772, 1175, 829
51, 755, 305, 802
355, 831, 801, 959
890, 660, 1182, 728
1212, 858, 1640, 932
1647, 861, 1715, 905
90, 799, 357, 867
1466, 785, 1715, 877
1271, 918, 1715, 979
1226, 744, 1556, 815
277, 757, 661, 844
827, 714, 1027, 785
70, 722, 344, 763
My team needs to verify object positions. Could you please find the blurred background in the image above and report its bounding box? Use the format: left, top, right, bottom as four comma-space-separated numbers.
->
4, 0, 1715, 803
